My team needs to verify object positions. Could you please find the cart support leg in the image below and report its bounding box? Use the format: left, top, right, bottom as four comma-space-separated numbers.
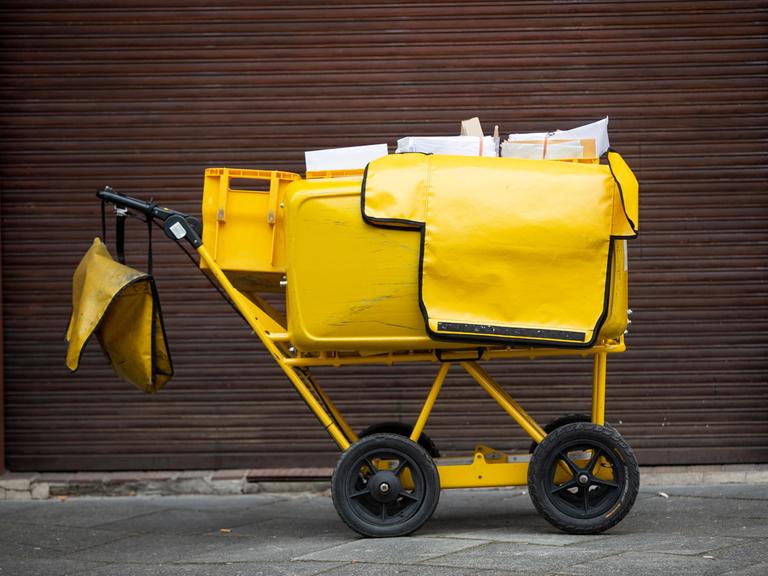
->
299, 368, 358, 444
411, 363, 450, 444
591, 352, 607, 426
196, 245, 351, 451
462, 361, 546, 444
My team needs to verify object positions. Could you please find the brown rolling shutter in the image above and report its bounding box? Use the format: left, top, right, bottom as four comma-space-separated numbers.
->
1, 1, 766, 471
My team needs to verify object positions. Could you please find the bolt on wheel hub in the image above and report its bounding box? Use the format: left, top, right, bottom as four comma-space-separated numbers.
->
368, 471, 402, 504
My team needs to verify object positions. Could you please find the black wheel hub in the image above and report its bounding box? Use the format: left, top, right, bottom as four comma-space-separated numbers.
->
548, 443, 623, 519
368, 471, 402, 504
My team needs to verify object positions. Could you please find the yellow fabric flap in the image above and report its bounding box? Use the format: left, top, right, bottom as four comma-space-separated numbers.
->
362, 152, 429, 226
66, 237, 173, 393
362, 153, 639, 347
607, 150, 639, 236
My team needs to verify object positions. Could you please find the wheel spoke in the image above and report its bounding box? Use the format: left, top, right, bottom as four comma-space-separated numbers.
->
551, 479, 578, 495
558, 451, 579, 475
591, 478, 619, 490
364, 457, 379, 474
399, 490, 419, 502
391, 459, 407, 477
380, 503, 388, 519
584, 448, 603, 474
350, 489, 369, 499
582, 486, 590, 514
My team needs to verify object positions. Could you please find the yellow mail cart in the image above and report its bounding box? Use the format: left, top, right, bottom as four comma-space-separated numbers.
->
70, 151, 640, 538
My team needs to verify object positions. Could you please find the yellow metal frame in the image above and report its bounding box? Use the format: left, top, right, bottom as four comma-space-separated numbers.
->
197, 242, 617, 489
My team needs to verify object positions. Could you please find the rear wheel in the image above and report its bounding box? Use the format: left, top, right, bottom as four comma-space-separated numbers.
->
528, 422, 639, 534
529, 413, 594, 453
359, 421, 440, 458
331, 433, 440, 537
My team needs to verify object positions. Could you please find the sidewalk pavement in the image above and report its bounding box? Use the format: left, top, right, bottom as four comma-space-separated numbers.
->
1, 482, 766, 576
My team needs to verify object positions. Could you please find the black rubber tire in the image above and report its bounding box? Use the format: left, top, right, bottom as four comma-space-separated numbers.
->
359, 421, 440, 458
528, 422, 639, 535
528, 413, 594, 453
331, 433, 441, 538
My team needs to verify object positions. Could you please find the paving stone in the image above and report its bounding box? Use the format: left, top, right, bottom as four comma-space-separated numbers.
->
256, 481, 331, 493
0, 477, 32, 491
31, 483, 51, 500
67, 533, 233, 564
228, 515, 350, 539
0, 557, 107, 576
83, 560, 343, 576
314, 562, 521, 575
211, 470, 249, 481
426, 488, 541, 535
189, 534, 352, 563
0, 538, 65, 560
654, 484, 768, 501
559, 550, 756, 576
711, 539, 768, 564
251, 494, 337, 521
1, 497, 167, 528
432, 527, 600, 547
91, 506, 282, 535
0, 500, 48, 516
420, 541, 612, 573
585, 533, 746, 556
0, 520, 131, 555
138, 494, 284, 512
295, 536, 486, 564
4, 489, 32, 501
723, 562, 768, 576
744, 470, 768, 483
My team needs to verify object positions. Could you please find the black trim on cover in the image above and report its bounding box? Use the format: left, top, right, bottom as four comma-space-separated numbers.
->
436, 322, 586, 342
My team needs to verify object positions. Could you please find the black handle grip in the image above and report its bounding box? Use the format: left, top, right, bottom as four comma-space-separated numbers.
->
97, 186, 203, 248
97, 187, 184, 223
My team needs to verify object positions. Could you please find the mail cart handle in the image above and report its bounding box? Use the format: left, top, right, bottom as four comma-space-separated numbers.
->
97, 186, 203, 249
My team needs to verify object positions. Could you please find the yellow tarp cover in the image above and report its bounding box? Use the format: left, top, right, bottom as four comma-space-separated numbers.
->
362, 151, 638, 347
66, 238, 173, 392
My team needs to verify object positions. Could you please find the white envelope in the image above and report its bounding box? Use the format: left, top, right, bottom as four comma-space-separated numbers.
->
305, 144, 388, 172
396, 136, 497, 157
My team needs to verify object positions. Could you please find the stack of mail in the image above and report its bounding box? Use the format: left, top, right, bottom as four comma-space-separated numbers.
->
503, 117, 610, 160
396, 136, 497, 157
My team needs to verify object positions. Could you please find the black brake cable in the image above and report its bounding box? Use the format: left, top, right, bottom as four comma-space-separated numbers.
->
114, 206, 256, 332
148, 218, 247, 323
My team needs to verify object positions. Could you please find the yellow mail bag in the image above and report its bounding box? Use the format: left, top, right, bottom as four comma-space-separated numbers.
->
66, 237, 173, 392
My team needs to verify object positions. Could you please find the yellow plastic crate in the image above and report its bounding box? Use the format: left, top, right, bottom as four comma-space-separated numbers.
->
200, 167, 300, 293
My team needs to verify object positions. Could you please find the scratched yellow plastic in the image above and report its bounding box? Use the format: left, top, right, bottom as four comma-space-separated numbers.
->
283, 176, 442, 351
284, 175, 629, 352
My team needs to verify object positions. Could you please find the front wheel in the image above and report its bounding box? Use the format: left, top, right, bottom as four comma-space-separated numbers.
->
528, 422, 639, 534
331, 433, 440, 538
